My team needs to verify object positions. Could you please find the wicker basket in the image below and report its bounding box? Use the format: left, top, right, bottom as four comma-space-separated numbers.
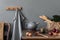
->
46, 21, 60, 31
39, 15, 60, 31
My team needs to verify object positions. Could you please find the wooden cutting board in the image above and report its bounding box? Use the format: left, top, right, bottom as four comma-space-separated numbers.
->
0, 22, 4, 40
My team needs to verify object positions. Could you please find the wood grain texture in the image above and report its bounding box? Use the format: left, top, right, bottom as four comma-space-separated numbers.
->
6, 6, 22, 10
22, 30, 60, 40
22, 37, 60, 40
0, 22, 4, 40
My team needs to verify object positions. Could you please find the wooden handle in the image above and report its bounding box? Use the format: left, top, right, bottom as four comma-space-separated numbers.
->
39, 15, 48, 21
6, 6, 22, 11
39, 15, 52, 23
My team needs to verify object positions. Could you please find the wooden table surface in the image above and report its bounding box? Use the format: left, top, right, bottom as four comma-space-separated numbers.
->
22, 36, 60, 39
22, 36, 60, 40
22, 30, 60, 40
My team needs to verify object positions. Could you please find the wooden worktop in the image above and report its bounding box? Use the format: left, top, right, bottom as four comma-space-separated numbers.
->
22, 30, 60, 40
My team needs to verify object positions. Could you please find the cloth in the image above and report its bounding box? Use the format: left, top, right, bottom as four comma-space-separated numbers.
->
11, 9, 22, 40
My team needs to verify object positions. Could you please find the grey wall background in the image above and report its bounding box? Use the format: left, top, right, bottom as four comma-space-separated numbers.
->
0, 0, 60, 32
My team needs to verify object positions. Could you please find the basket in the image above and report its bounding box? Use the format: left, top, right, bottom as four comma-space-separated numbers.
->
46, 21, 60, 31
